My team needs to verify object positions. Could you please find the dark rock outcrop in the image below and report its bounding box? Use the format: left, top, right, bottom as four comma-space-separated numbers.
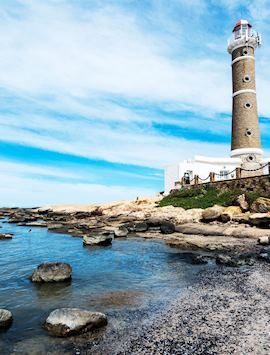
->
134, 222, 148, 232
160, 221, 175, 234
0, 233, 13, 240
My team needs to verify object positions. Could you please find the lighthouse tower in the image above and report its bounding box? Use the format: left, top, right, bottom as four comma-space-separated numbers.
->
228, 19, 262, 175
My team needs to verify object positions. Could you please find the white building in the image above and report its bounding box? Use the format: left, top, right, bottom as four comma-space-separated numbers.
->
164, 155, 269, 193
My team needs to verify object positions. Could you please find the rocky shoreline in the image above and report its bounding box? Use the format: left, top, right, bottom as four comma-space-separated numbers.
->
1, 195, 270, 353
2, 195, 270, 261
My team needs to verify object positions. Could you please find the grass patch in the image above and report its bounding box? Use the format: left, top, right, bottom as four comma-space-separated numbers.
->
159, 187, 264, 210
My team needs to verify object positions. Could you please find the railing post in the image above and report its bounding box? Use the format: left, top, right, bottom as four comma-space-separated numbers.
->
194, 175, 199, 185
236, 167, 241, 179
268, 162, 270, 176
181, 177, 184, 186
210, 172, 215, 183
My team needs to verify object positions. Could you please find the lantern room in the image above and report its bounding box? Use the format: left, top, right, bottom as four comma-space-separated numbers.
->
227, 19, 261, 54
232, 19, 252, 40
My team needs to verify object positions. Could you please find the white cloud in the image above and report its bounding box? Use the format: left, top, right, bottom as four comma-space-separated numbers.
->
0, 114, 231, 168
0, 173, 156, 207
0, 1, 231, 113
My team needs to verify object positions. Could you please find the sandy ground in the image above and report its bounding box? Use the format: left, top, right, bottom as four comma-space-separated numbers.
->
83, 262, 270, 355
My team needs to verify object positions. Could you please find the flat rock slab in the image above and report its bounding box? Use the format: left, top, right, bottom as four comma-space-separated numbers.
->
176, 223, 270, 239
24, 221, 48, 227
0, 309, 13, 330
30, 262, 72, 282
43, 308, 107, 337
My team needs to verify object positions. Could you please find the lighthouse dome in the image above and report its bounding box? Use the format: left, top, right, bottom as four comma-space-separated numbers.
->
233, 19, 252, 32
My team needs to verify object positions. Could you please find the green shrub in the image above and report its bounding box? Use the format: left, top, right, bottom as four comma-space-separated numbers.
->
159, 187, 266, 210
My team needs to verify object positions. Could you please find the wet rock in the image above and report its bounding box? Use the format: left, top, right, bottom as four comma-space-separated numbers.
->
249, 213, 270, 227
216, 254, 252, 267
220, 206, 242, 223
160, 221, 175, 234
30, 262, 72, 282
251, 197, 270, 213
0, 309, 13, 330
202, 205, 225, 222
114, 226, 129, 237
258, 236, 270, 246
0, 233, 13, 240
43, 308, 107, 337
134, 222, 148, 233
83, 231, 114, 246
258, 247, 270, 263
235, 194, 249, 212
191, 255, 209, 265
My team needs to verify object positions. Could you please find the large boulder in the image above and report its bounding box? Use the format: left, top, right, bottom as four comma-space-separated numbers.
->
83, 231, 114, 246
202, 205, 225, 222
0, 309, 13, 330
235, 194, 249, 212
220, 206, 242, 223
43, 308, 107, 337
249, 213, 270, 227
251, 197, 270, 213
30, 262, 72, 282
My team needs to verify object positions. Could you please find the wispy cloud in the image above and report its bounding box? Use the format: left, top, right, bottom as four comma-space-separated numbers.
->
0, 0, 269, 205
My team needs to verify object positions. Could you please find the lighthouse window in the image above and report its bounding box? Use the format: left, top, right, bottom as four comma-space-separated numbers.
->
242, 48, 249, 56
243, 75, 251, 83
245, 128, 253, 137
244, 102, 253, 109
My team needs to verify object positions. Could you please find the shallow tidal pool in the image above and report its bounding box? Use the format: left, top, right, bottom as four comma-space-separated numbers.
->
0, 220, 208, 354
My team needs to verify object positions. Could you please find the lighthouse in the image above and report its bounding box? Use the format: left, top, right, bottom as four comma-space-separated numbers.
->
228, 19, 262, 175
164, 20, 269, 193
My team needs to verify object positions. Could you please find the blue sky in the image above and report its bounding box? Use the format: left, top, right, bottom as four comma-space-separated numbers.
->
1, 0, 270, 206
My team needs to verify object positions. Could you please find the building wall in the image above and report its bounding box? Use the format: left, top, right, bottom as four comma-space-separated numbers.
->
164, 164, 180, 193
164, 157, 270, 193
199, 173, 270, 194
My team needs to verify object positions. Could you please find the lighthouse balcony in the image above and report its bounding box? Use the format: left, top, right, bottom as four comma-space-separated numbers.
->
227, 29, 261, 54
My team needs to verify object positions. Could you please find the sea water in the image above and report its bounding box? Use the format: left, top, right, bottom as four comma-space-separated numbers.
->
0, 220, 207, 354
